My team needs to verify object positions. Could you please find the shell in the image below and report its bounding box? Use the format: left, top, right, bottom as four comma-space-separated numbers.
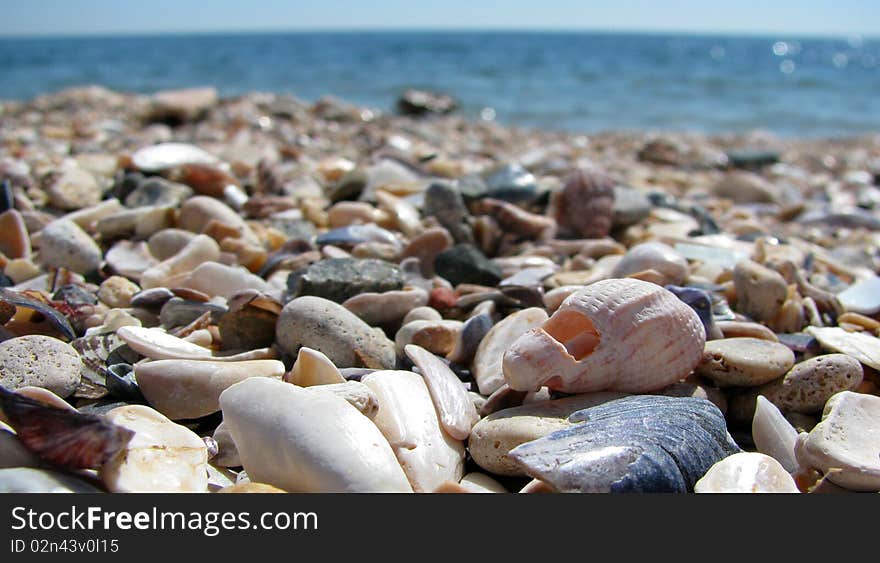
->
502, 278, 706, 393
507, 395, 741, 493
551, 167, 615, 239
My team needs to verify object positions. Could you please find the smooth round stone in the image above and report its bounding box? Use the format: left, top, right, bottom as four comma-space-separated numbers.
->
401, 306, 442, 325
754, 354, 864, 414
178, 195, 256, 243
97, 275, 140, 308
468, 392, 626, 476
795, 391, 880, 491
712, 171, 781, 204
0, 468, 103, 493
694, 452, 799, 493
696, 338, 795, 387
147, 228, 197, 261
343, 287, 429, 327
459, 472, 508, 493
47, 165, 101, 210
134, 359, 285, 419
219, 377, 412, 492
0, 335, 82, 397
37, 219, 103, 274
131, 142, 220, 173
276, 296, 396, 369
733, 260, 788, 322
99, 405, 208, 493
182, 261, 270, 299
473, 307, 548, 395
610, 241, 688, 286
434, 244, 503, 287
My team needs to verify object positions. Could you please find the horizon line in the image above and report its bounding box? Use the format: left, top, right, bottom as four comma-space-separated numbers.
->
1, 26, 877, 41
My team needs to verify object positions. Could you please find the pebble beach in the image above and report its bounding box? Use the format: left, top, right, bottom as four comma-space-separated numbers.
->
0, 84, 879, 494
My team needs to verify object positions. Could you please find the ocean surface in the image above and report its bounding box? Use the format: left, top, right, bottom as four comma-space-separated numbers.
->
1, 31, 878, 137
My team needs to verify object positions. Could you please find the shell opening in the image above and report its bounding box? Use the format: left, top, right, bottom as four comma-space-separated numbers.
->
542, 309, 600, 361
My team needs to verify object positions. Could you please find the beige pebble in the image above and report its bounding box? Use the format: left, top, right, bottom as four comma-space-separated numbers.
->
401, 306, 442, 325
4, 258, 41, 284
147, 228, 197, 260
219, 377, 412, 492
62, 197, 124, 231
610, 241, 689, 286
342, 287, 429, 326
47, 165, 101, 210
394, 319, 463, 358
181, 261, 270, 299
401, 227, 453, 277
362, 370, 465, 492
178, 195, 257, 244
97, 276, 140, 308
715, 320, 779, 341
805, 326, 880, 371
794, 391, 880, 491
473, 307, 548, 395
0, 335, 82, 398
134, 358, 285, 419
459, 472, 508, 493
100, 405, 208, 493
733, 260, 788, 322
696, 337, 795, 387
468, 392, 626, 476
694, 452, 800, 493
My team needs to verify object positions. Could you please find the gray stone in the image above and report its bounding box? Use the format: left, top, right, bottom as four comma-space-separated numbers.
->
286, 258, 405, 303
483, 163, 539, 203
612, 185, 652, 229
434, 244, 502, 287
276, 295, 396, 369
423, 182, 473, 244
125, 177, 193, 208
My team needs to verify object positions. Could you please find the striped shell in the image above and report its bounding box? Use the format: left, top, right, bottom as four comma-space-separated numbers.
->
502, 278, 706, 393
551, 167, 615, 239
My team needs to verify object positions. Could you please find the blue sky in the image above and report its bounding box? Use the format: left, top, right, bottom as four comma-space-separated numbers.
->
2, 0, 878, 37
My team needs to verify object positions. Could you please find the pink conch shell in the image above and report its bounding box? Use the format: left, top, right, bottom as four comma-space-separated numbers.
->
502, 278, 705, 393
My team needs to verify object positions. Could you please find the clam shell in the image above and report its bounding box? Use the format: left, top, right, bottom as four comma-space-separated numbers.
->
503, 278, 706, 393
508, 395, 741, 492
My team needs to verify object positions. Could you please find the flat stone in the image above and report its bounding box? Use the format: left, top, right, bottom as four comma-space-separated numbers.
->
287, 258, 405, 303
694, 452, 799, 493
435, 244, 502, 288
0, 335, 82, 397
483, 163, 539, 203
131, 142, 220, 173
696, 337, 795, 387
795, 391, 880, 491
712, 171, 781, 204
219, 377, 412, 492
276, 295, 396, 369
362, 370, 465, 492
342, 287, 429, 327
835, 275, 880, 315
38, 219, 103, 274
468, 392, 626, 476
177, 195, 257, 244
0, 467, 103, 493
99, 404, 208, 492
134, 358, 285, 419
733, 260, 788, 322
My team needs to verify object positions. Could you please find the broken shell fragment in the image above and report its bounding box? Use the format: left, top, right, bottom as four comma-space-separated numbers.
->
694, 452, 800, 493
0, 385, 133, 470
508, 395, 741, 492
503, 278, 706, 393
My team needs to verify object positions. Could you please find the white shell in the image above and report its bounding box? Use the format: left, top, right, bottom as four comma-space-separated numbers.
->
751, 395, 800, 474
117, 326, 213, 360
503, 278, 706, 393
361, 370, 465, 492
132, 142, 220, 172
694, 452, 800, 493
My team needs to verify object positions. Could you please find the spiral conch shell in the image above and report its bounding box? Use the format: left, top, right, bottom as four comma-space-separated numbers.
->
502, 278, 705, 393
